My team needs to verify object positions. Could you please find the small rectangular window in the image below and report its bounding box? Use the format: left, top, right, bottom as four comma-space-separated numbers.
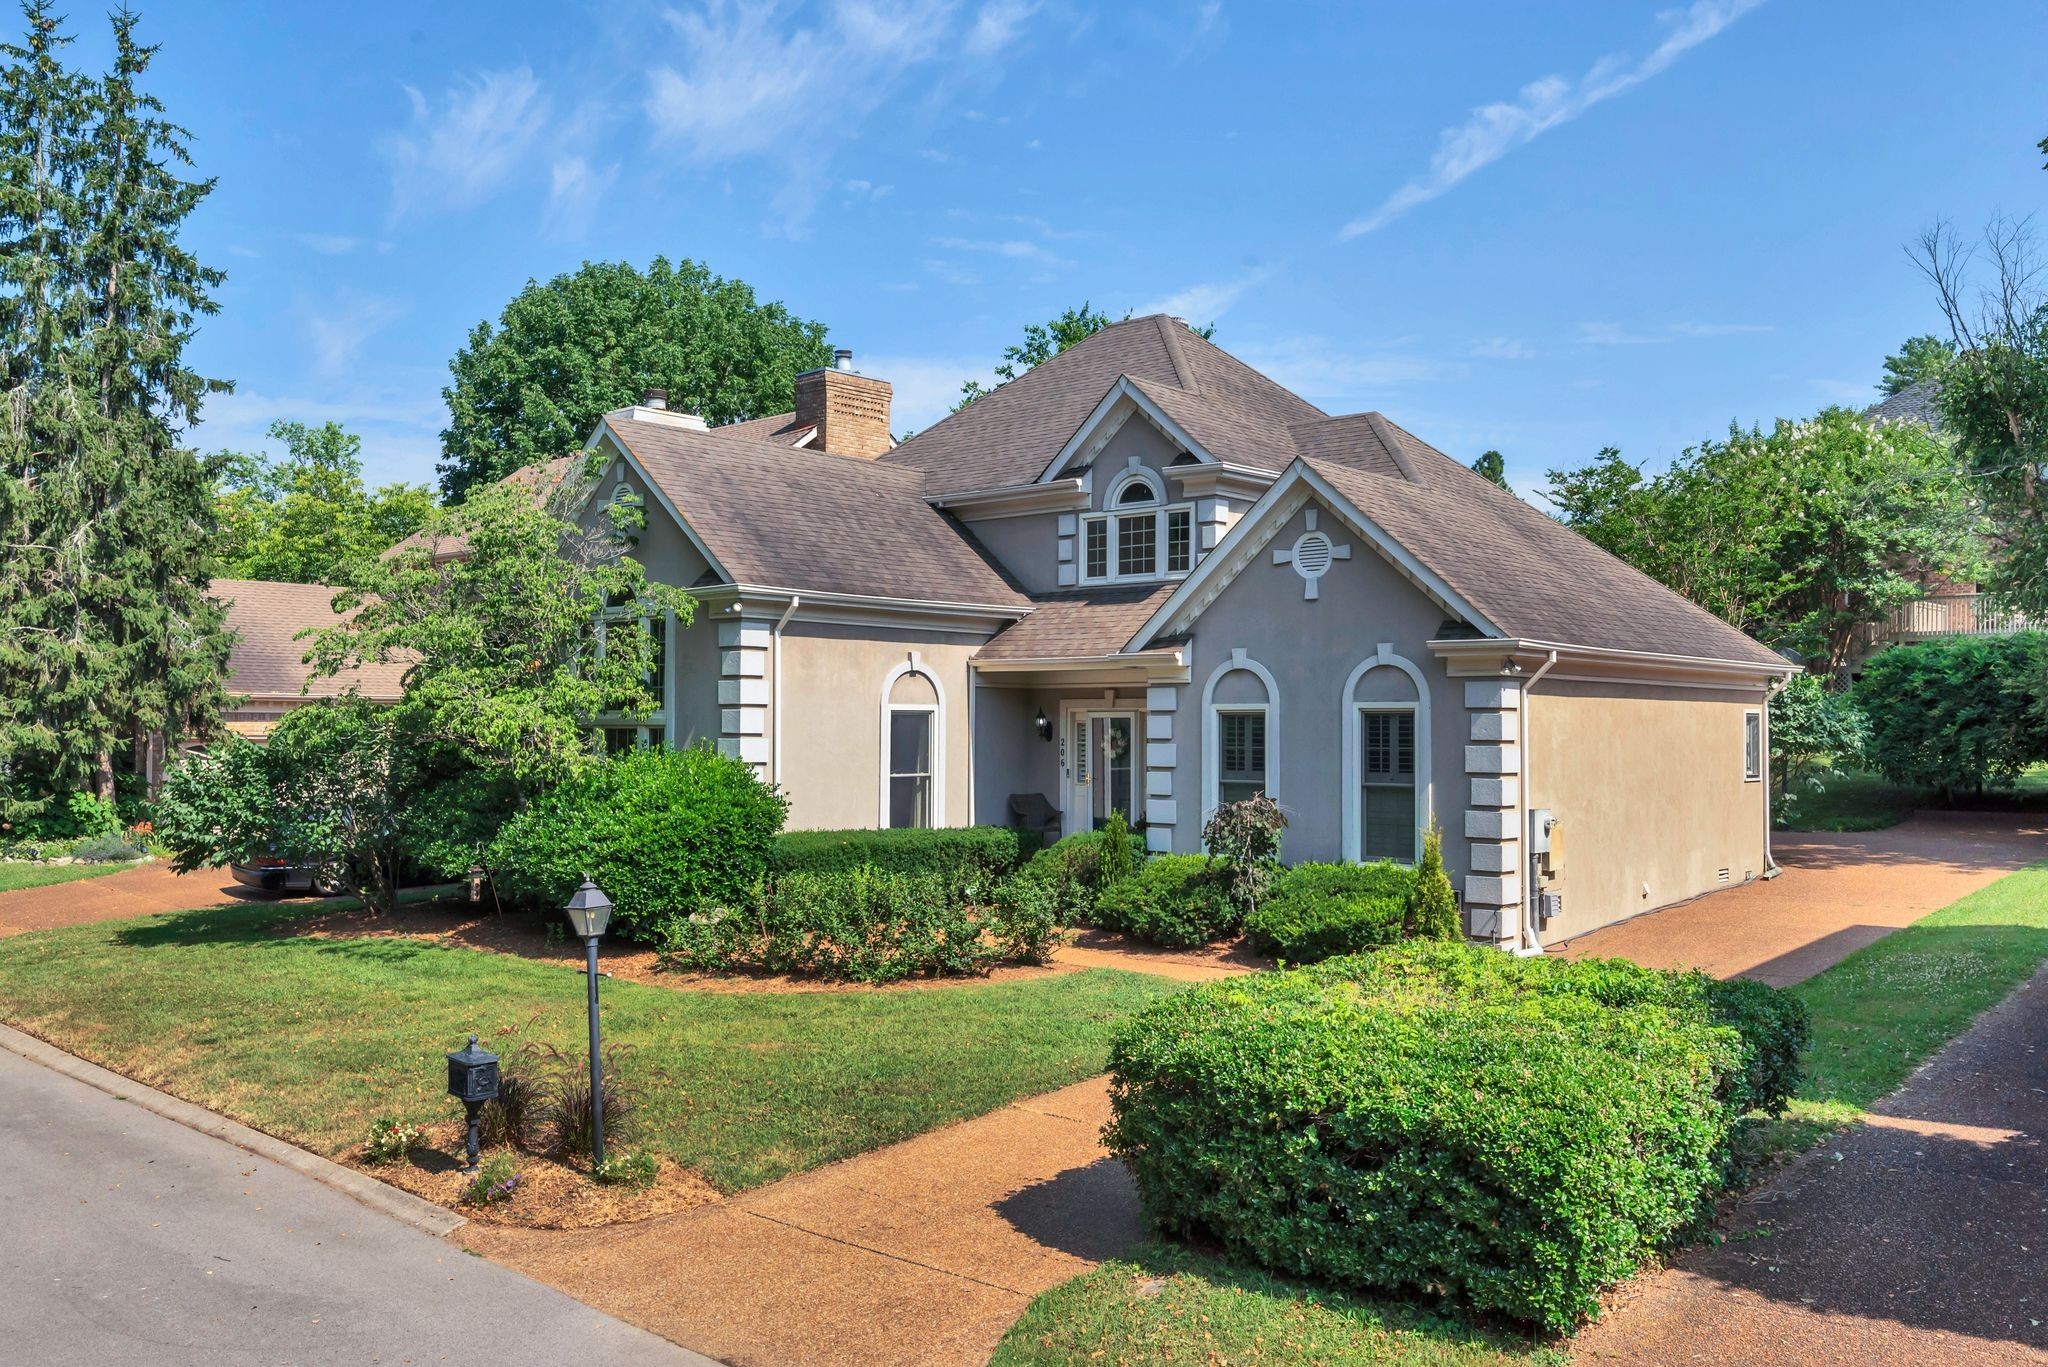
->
1084, 519, 1108, 578
889, 708, 935, 828
1217, 709, 1266, 805
603, 726, 638, 755
1166, 508, 1192, 573
1744, 711, 1762, 781
648, 615, 666, 696
1117, 512, 1156, 577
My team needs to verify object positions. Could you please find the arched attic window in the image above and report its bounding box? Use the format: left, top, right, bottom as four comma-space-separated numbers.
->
1084, 467, 1192, 582
1116, 479, 1158, 505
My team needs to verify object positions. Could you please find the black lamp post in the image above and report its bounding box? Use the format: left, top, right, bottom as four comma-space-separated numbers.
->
445, 1034, 500, 1171
563, 876, 613, 1166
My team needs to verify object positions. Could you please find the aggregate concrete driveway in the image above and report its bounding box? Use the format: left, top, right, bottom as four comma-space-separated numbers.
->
0, 860, 283, 937
0, 1044, 712, 1367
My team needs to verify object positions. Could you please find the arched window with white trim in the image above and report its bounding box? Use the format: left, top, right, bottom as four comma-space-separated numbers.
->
1202, 650, 1278, 819
880, 661, 945, 828
1341, 648, 1431, 864
1082, 466, 1193, 583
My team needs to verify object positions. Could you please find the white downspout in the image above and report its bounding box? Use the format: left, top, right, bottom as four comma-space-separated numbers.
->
1514, 650, 1559, 956
1761, 675, 1790, 879
770, 595, 800, 785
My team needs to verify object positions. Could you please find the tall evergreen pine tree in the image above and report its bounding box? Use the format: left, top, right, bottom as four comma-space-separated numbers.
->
0, 3, 232, 817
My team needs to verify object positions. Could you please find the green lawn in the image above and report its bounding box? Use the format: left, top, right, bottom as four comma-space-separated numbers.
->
0, 901, 1182, 1192
996, 862, 2048, 1365
0, 859, 140, 894
1781, 763, 2048, 833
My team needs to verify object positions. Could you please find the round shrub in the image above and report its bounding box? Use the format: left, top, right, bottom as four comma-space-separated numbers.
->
1243, 861, 1416, 962
490, 744, 787, 938
1094, 854, 1238, 947
1105, 942, 1802, 1332
1019, 830, 1112, 926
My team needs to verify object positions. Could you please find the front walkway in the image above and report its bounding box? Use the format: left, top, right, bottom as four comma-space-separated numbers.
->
1575, 960, 2048, 1365
1555, 811, 2046, 984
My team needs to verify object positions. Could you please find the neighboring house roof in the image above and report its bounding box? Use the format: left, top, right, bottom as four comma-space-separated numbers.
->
975, 585, 1177, 661
602, 414, 1028, 608
1863, 377, 1946, 431
710, 411, 818, 446
881, 314, 1326, 496
212, 578, 408, 702
382, 454, 590, 563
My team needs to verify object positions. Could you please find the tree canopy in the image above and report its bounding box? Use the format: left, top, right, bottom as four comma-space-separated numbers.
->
956, 304, 1215, 409
438, 257, 832, 502
1544, 409, 1986, 675
1471, 450, 1511, 490
1877, 334, 1956, 396
0, 4, 233, 815
214, 421, 433, 585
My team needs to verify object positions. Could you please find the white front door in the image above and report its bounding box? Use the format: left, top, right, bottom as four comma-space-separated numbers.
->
1063, 708, 1139, 837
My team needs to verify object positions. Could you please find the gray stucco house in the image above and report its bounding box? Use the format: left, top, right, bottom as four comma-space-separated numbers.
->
567, 315, 1794, 949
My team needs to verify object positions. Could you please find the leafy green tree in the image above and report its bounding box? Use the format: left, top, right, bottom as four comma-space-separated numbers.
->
1766, 674, 1870, 824
214, 420, 433, 585
1914, 219, 2048, 615
1877, 334, 1956, 396
1546, 411, 1986, 675
304, 471, 694, 800
439, 257, 831, 501
956, 304, 1215, 408
0, 5, 233, 814
1471, 449, 1511, 490
1854, 634, 2048, 798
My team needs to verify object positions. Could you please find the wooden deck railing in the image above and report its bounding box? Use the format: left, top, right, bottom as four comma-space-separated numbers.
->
1885, 592, 2042, 641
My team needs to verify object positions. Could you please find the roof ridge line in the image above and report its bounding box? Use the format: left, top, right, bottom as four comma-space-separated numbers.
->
1155, 314, 1198, 393
1362, 411, 1419, 483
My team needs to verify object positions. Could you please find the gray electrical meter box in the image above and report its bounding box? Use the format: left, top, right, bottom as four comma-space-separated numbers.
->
1528, 808, 1553, 854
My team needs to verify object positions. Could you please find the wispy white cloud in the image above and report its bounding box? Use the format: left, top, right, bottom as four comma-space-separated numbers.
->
1339, 0, 1764, 238
384, 68, 551, 217
1235, 337, 1447, 405
302, 291, 408, 374
544, 155, 620, 237
1470, 336, 1536, 360
929, 234, 1072, 268
1579, 321, 1667, 346
964, 0, 1039, 58
1139, 266, 1272, 323
1668, 321, 1774, 336
297, 233, 390, 256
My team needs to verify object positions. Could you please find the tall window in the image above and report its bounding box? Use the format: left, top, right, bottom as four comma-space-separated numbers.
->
1217, 710, 1267, 804
888, 708, 935, 828
1080, 472, 1196, 583
1743, 711, 1762, 781
1360, 707, 1417, 862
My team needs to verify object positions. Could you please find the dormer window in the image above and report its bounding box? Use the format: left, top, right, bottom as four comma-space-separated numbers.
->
1082, 469, 1195, 583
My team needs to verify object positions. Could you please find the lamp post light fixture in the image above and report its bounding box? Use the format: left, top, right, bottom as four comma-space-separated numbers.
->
563, 875, 613, 1167
445, 1034, 500, 1171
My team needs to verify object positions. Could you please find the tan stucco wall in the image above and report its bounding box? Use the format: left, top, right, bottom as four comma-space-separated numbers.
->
774, 622, 985, 830
1528, 680, 1770, 939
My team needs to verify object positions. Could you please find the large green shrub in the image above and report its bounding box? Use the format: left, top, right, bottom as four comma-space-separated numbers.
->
651, 864, 1058, 982
1854, 633, 2048, 796
768, 826, 1021, 884
1105, 943, 1806, 1331
1242, 861, 1415, 962
1017, 830, 1114, 926
1094, 854, 1238, 948
490, 744, 787, 938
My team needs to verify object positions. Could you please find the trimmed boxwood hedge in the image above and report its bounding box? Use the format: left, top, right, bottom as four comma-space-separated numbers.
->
1242, 861, 1417, 962
1105, 942, 1808, 1331
1094, 854, 1239, 947
768, 826, 1022, 884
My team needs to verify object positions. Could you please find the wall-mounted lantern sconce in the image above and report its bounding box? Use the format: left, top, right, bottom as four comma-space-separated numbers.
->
1034, 709, 1052, 742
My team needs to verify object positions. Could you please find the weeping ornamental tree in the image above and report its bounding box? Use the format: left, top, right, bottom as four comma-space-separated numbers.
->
0, 5, 233, 818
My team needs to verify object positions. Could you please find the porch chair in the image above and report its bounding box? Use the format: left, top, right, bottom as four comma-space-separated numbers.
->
1007, 792, 1062, 846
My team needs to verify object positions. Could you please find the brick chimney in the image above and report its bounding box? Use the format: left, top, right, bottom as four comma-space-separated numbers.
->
794, 349, 892, 459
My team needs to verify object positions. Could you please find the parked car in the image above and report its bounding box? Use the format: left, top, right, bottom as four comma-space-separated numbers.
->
230, 856, 346, 896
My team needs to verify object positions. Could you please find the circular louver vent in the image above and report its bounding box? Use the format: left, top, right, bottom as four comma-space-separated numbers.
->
1293, 531, 1333, 576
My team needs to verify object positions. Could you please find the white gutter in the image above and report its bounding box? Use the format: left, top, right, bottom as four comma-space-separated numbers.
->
770, 595, 800, 784
1761, 674, 1791, 879
1513, 650, 1559, 957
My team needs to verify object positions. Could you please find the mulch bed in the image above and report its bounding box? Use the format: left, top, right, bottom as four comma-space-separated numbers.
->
285, 898, 1073, 994
347, 1119, 720, 1229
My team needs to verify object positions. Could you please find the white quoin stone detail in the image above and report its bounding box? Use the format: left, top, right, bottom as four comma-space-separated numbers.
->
1466, 808, 1518, 841
1146, 686, 1178, 712
1469, 776, 1520, 808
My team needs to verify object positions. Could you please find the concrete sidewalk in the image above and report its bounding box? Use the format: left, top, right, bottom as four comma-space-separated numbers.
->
1575, 961, 2048, 1365
0, 1045, 715, 1367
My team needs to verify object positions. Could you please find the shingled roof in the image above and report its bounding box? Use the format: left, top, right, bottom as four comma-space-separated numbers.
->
1863, 377, 1946, 432
213, 579, 410, 702
975, 585, 1176, 661
881, 314, 1325, 495
602, 414, 1027, 608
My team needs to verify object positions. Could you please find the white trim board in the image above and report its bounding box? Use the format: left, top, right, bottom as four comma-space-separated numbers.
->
878, 654, 948, 828
1200, 648, 1279, 825
1340, 644, 1432, 865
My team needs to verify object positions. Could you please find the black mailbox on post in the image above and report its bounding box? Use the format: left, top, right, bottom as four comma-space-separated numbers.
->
446, 1034, 500, 1170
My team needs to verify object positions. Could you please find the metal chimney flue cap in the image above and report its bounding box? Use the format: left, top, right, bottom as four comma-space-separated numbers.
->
833, 349, 854, 372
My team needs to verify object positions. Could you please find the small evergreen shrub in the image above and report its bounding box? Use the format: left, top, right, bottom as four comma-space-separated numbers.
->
1243, 861, 1416, 962
1094, 854, 1239, 947
1098, 810, 1136, 887
1407, 819, 1460, 940
490, 744, 787, 938
362, 1117, 426, 1164
1105, 942, 1808, 1332
768, 826, 1022, 884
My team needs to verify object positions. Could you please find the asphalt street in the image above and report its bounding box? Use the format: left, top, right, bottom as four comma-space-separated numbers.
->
0, 1044, 717, 1366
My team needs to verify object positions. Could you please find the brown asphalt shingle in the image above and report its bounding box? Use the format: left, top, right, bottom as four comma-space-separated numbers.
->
709, 411, 818, 445
608, 416, 1026, 607
974, 585, 1177, 661
212, 579, 409, 701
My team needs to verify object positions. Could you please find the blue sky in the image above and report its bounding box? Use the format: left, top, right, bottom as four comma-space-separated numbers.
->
78, 0, 2048, 495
